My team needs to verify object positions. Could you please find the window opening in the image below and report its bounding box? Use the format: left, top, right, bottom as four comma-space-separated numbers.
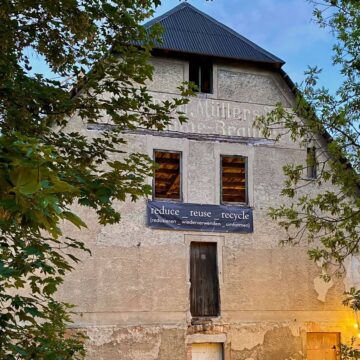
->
154, 150, 181, 201
221, 155, 247, 204
189, 59, 213, 93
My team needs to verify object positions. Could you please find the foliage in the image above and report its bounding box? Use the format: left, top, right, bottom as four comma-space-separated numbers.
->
0, 0, 193, 358
254, 0, 359, 277
339, 338, 360, 360
340, 287, 360, 359
343, 287, 360, 312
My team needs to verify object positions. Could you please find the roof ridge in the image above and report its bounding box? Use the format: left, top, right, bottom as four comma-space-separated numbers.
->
179, 3, 284, 64
144, 2, 285, 66
144, 2, 189, 28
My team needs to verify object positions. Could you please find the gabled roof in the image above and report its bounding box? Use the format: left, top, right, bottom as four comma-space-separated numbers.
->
145, 2, 284, 66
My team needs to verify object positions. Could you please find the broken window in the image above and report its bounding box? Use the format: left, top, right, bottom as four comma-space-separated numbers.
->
190, 242, 220, 317
221, 155, 247, 204
307, 147, 317, 179
189, 58, 213, 94
153, 150, 181, 201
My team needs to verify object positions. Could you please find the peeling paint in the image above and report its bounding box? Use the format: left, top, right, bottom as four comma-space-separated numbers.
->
58, 55, 352, 359
288, 323, 301, 337
85, 326, 186, 360
86, 327, 116, 347
231, 326, 267, 351
313, 276, 334, 302
313, 260, 335, 302
231, 326, 303, 360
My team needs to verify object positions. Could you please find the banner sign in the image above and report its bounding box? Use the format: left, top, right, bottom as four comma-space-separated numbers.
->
147, 201, 253, 233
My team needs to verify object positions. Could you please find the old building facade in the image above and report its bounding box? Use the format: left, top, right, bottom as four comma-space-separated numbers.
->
59, 3, 358, 359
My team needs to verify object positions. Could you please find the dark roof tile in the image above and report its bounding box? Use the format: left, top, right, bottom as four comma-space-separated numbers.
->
145, 3, 284, 66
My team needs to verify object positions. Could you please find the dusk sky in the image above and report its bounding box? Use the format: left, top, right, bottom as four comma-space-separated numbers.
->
152, 0, 341, 93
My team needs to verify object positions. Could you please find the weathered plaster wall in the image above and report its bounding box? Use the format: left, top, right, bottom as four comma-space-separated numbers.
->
217, 68, 290, 106
230, 324, 304, 360
85, 326, 186, 360
58, 57, 358, 359
147, 57, 186, 94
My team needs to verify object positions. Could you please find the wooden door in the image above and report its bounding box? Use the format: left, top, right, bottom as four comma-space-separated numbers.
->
190, 242, 220, 317
191, 343, 223, 360
307, 332, 340, 360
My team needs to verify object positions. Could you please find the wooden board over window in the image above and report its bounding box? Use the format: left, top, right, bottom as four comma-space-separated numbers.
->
191, 343, 223, 360
190, 242, 220, 317
221, 155, 247, 204
307, 332, 340, 360
154, 150, 181, 200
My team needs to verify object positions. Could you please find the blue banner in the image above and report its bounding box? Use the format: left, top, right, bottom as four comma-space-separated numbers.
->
147, 201, 253, 233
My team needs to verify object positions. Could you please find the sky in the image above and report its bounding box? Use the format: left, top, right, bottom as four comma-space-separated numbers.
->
29, 0, 341, 93
151, 0, 342, 93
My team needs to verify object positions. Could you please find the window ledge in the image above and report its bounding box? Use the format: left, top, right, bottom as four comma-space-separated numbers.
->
153, 198, 183, 203
191, 317, 221, 325
196, 92, 215, 99
221, 202, 251, 208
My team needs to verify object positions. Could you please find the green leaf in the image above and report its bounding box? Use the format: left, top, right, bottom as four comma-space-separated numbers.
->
10, 167, 41, 195
62, 211, 87, 229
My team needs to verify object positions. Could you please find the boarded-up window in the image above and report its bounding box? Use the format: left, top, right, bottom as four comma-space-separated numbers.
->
190, 243, 220, 317
307, 332, 340, 360
307, 147, 317, 179
221, 155, 247, 204
191, 343, 223, 360
154, 150, 181, 200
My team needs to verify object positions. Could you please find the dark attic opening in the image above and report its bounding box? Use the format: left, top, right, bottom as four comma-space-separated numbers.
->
189, 57, 213, 94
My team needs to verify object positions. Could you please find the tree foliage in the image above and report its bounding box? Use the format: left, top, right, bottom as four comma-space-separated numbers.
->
339, 288, 360, 358
343, 287, 360, 312
0, 0, 193, 358
255, 0, 359, 277
340, 338, 360, 360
